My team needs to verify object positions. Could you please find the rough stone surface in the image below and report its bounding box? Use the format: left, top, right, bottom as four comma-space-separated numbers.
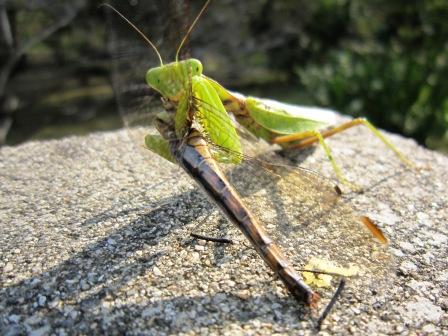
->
1, 121, 447, 335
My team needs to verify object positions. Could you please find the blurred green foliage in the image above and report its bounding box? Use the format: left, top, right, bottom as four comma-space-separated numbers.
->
1, 0, 447, 152
295, 0, 448, 151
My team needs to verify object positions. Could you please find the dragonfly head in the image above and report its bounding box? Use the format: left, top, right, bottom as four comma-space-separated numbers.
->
146, 58, 203, 99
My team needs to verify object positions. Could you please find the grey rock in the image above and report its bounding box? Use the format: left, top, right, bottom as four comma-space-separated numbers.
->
1, 121, 447, 335
8, 314, 20, 323
29, 325, 51, 336
2, 325, 22, 336
37, 295, 46, 307
4, 262, 14, 272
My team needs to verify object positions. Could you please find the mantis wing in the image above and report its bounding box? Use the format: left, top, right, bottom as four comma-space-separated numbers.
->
192, 76, 242, 164
245, 97, 329, 134
203, 75, 334, 136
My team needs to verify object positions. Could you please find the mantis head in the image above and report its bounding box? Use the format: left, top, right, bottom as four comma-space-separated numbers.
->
145, 58, 203, 99
102, 1, 208, 99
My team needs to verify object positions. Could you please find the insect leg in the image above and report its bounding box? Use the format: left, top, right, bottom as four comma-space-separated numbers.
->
190, 211, 234, 244
190, 233, 233, 244
315, 278, 346, 331
274, 118, 414, 168
276, 129, 361, 191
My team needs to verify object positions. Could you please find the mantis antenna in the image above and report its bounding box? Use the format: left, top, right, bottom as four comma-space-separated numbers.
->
101, 3, 164, 66
175, 0, 211, 62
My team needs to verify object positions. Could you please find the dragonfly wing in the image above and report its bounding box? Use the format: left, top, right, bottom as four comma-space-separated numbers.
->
213, 137, 393, 302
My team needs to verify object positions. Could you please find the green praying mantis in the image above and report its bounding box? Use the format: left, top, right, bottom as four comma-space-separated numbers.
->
104, 0, 414, 192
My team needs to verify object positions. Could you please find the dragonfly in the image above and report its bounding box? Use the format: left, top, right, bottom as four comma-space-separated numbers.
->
104, 0, 397, 327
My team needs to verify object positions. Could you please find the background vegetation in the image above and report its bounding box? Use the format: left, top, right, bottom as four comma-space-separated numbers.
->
1, 0, 447, 152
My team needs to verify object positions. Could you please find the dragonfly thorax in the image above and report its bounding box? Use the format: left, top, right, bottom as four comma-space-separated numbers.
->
146, 58, 203, 99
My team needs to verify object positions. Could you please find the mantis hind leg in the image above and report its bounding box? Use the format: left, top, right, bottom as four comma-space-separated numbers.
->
274, 118, 414, 191
276, 128, 361, 191
274, 118, 413, 168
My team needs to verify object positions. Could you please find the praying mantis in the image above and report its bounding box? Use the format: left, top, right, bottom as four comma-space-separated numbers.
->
105, 1, 413, 192
104, 0, 405, 326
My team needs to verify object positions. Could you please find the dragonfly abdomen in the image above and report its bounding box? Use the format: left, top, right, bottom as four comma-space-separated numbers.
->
177, 130, 318, 306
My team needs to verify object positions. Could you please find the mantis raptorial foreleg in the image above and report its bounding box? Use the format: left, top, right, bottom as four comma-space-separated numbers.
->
145, 134, 176, 163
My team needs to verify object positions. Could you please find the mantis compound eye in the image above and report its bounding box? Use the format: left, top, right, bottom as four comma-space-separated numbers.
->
187, 58, 203, 76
